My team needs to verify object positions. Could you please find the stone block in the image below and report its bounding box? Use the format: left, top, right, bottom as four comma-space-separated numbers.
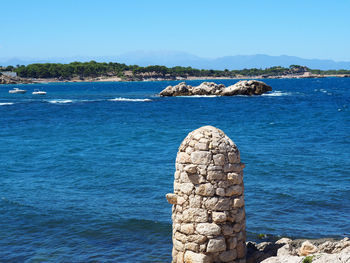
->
196, 223, 221, 236
222, 224, 234, 235
204, 197, 231, 211
188, 173, 205, 184
195, 142, 209, 151
224, 163, 243, 173
216, 188, 226, 196
180, 183, 194, 195
175, 231, 188, 243
184, 251, 212, 263
228, 237, 237, 249
213, 154, 225, 165
228, 151, 240, 163
233, 223, 242, 232
183, 208, 208, 223
207, 237, 226, 252
177, 152, 191, 164
185, 242, 199, 252
236, 241, 246, 258
212, 212, 227, 223
233, 197, 244, 208
174, 239, 184, 251
166, 193, 178, 204
227, 173, 243, 184
225, 185, 243, 197
187, 234, 207, 244
219, 250, 237, 262
191, 151, 212, 165
207, 170, 225, 180
181, 224, 195, 235
196, 183, 215, 196
177, 252, 184, 263
189, 195, 202, 208
185, 146, 194, 155
184, 164, 197, 174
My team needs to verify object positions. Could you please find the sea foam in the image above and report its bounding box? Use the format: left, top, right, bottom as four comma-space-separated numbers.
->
108, 97, 152, 102
262, 91, 292, 97
178, 95, 218, 98
47, 99, 74, 104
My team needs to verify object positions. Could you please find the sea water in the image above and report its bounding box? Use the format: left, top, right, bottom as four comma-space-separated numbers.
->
0, 78, 349, 262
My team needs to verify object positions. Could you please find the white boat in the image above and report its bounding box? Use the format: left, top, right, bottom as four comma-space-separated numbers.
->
32, 89, 46, 95
9, 88, 27, 94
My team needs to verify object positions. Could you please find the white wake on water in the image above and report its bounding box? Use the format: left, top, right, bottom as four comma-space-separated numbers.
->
262, 91, 292, 97
108, 97, 152, 102
0, 102, 14, 106
177, 95, 219, 98
47, 99, 74, 104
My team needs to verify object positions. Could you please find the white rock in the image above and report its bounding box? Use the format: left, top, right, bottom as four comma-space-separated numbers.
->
261, 255, 301, 263
299, 241, 317, 256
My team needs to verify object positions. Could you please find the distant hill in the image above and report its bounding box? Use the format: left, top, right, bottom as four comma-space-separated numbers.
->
1, 52, 350, 70
115, 52, 350, 70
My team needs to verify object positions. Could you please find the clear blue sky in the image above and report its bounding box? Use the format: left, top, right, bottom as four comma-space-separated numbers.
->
1, 0, 349, 61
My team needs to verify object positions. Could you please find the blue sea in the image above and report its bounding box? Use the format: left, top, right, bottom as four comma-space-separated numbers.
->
0, 78, 349, 262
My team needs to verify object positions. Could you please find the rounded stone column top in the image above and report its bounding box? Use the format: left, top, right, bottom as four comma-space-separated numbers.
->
178, 125, 240, 165
168, 126, 246, 263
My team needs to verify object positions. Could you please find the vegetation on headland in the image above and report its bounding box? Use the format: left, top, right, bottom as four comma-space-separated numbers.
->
1, 62, 350, 81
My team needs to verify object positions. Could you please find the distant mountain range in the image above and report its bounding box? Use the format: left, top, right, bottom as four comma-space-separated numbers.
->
1, 51, 350, 70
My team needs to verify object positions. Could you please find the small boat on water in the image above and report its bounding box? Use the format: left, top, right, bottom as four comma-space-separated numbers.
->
9, 88, 27, 94
32, 89, 46, 95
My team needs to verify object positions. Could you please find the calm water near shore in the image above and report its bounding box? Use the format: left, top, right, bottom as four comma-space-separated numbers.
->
0, 78, 349, 262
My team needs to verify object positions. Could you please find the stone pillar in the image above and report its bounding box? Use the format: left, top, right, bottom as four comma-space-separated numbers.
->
166, 126, 246, 263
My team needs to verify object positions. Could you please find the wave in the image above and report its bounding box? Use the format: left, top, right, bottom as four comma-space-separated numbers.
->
178, 95, 219, 98
47, 99, 74, 104
0, 102, 14, 106
262, 91, 292, 97
108, 97, 152, 102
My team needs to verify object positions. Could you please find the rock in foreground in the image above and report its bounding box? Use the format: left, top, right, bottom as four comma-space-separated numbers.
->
159, 80, 272, 96
246, 237, 350, 263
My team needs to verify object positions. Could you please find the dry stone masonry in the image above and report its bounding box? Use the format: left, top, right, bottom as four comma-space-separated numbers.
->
166, 126, 246, 263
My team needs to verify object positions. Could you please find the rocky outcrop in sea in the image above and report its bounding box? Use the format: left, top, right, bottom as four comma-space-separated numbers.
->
159, 80, 272, 96
247, 237, 350, 263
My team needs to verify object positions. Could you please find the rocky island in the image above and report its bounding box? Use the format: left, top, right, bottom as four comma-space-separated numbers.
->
159, 80, 272, 96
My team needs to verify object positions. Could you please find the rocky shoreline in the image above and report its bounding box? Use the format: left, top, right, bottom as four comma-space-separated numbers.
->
247, 237, 349, 263
0, 74, 32, 84
0, 74, 349, 85
159, 80, 272, 96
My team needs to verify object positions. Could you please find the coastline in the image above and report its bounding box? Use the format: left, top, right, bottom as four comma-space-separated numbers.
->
1, 73, 349, 85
